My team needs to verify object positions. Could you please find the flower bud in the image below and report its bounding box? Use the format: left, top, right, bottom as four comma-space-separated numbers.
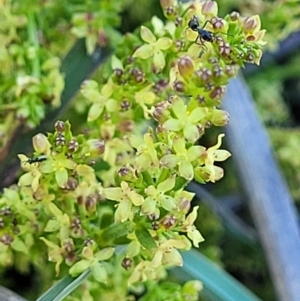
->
218, 41, 231, 56
242, 15, 261, 33
178, 55, 194, 78
117, 166, 137, 182
87, 139, 105, 155
33, 133, 51, 153
55, 133, 66, 146
0, 234, 13, 245
85, 194, 97, 213
121, 257, 133, 270
195, 68, 212, 82
54, 120, 66, 132
211, 17, 225, 30
161, 215, 177, 229
209, 86, 226, 99
230, 11, 240, 21
201, 0, 218, 17
153, 101, 170, 123
68, 139, 79, 153
65, 177, 78, 190
211, 109, 229, 126
173, 80, 185, 92
120, 99, 131, 111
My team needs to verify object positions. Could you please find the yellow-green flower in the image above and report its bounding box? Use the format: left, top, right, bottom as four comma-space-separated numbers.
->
69, 246, 115, 282
40, 237, 75, 276
134, 84, 157, 118
151, 237, 190, 268
81, 79, 118, 122
129, 132, 159, 172
160, 136, 206, 180
203, 134, 231, 182
181, 206, 204, 247
142, 175, 177, 215
163, 97, 208, 142
133, 26, 172, 71
39, 154, 76, 188
101, 181, 144, 222
128, 260, 158, 285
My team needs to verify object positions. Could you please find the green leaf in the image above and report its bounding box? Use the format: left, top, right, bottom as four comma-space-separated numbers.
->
136, 228, 157, 250
172, 250, 263, 301
101, 221, 134, 242
173, 176, 189, 191
11, 237, 28, 254
36, 270, 90, 301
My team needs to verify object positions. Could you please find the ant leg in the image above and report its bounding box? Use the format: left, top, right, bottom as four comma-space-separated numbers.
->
194, 35, 207, 49
202, 20, 212, 29
198, 37, 207, 57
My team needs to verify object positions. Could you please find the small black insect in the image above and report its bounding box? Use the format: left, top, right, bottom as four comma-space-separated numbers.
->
187, 15, 213, 49
26, 155, 47, 164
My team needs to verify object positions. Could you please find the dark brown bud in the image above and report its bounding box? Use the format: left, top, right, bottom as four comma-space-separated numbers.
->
0, 234, 13, 245
152, 221, 160, 230
120, 100, 131, 111
63, 240, 74, 253
230, 11, 240, 21
213, 65, 223, 77
68, 139, 79, 153
84, 238, 95, 247
209, 86, 226, 99
121, 257, 133, 270
153, 79, 168, 94
0, 206, 11, 216
77, 195, 84, 205
54, 120, 66, 132
197, 95, 206, 104
173, 80, 185, 92
211, 17, 225, 30
71, 217, 82, 231
161, 215, 177, 229
218, 41, 231, 56
114, 68, 123, 77
85, 194, 97, 213
175, 17, 183, 27
55, 133, 66, 146
196, 68, 212, 82
153, 101, 170, 123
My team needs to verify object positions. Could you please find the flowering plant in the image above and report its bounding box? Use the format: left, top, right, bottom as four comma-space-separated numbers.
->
0, 0, 265, 299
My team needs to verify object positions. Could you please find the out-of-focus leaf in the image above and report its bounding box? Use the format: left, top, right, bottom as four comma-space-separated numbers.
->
172, 249, 263, 301
36, 270, 90, 301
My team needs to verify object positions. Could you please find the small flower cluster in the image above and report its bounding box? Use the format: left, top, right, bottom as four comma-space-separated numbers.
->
0, 0, 265, 298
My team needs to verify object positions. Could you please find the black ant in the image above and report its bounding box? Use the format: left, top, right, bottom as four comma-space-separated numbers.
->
187, 15, 214, 49
187, 15, 232, 57
25, 155, 47, 164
